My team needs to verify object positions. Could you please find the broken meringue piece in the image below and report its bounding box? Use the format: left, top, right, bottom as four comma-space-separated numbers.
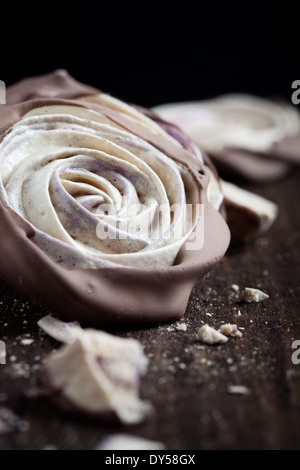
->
95, 433, 166, 450
196, 324, 228, 344
219, 324, 242, 338
242, 287, 269, 303
38, 315, 150, 424
227, 385, 251, 395
231, 284, 240, 292
38, 314, 82, 344
221, 179, 278, 242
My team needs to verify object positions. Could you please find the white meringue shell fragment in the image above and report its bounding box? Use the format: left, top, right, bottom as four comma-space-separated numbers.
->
196, 324, 229, 345
38, 315, 150, 424
242, 288, 269, 303
95, 433, 166, 450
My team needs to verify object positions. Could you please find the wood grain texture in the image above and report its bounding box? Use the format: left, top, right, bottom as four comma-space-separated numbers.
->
0, 169, 299, 450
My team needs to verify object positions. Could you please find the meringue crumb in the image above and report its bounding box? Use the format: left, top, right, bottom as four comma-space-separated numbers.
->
20, 338, 34, 346
219, 324, 242, 338
196, 324, 228, 345
227, 385, 251, 395
175, 323, 187, 332
242, 287, 269, 303
231, 284, 240, 292
95, 433, 166, 450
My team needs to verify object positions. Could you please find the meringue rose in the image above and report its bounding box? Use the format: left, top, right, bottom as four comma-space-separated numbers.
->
0, 71, 230, 326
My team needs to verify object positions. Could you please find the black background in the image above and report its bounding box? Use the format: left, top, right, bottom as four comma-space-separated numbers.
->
1, 1, 297, 108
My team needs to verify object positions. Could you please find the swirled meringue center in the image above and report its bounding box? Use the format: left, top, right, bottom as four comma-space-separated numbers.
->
0, 102, 201, 269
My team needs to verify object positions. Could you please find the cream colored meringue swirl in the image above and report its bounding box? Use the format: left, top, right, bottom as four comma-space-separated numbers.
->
0, 96, 202, 269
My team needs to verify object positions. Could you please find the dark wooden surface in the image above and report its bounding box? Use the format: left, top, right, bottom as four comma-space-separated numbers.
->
0, 169, 299, 451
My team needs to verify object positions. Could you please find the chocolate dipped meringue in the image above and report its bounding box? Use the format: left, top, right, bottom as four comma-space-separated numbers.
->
0, 71, 230, 326
153, 94, 300, 183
